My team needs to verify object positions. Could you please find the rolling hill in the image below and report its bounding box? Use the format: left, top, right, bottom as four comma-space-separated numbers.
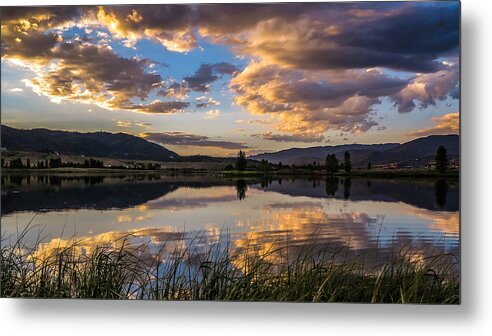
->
1, 125, 178, 161
251, 134, 459, 167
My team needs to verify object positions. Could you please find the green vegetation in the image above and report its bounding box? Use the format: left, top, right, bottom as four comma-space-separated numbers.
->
1, 230, 459, 303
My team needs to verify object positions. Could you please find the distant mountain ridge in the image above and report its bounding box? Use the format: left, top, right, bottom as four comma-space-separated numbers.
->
1, 125, 178, 161
251, 134, 459, 167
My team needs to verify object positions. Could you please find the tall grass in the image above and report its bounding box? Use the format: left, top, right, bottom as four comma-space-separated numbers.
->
0, 228, 460, 303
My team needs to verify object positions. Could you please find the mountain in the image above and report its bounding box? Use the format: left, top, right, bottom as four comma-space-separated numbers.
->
251, 134, 459, 167
1, 125, 178, 161
362, 134, 459, 167
251, 143, 399, 165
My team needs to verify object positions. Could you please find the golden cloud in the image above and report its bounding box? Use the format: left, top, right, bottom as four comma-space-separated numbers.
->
230, 61, 408, 135
407, 112, 459, 137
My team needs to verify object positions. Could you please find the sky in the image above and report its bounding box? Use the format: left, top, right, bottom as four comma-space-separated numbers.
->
0, 2, 460, 157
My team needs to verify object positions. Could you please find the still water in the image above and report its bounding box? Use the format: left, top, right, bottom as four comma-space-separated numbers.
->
1, 174, 459, 265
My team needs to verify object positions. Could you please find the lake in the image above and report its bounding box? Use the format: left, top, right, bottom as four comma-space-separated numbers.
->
1, 174, 459, 268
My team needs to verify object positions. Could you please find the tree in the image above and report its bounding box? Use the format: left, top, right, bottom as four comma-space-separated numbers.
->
435, 145, 448, 173
344, 151, 352, 173
258, 159, 269, 173
235, 150, 247, 171
325, 154, 339, 175
26, 159, 31, 169
367, 162, 372, 170
10, 158, 23, 169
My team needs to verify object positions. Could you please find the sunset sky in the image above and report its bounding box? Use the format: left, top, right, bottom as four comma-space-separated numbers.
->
1, 2, 460, 157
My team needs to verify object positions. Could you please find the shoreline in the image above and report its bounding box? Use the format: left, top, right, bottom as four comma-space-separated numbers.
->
1, 167, 459, 179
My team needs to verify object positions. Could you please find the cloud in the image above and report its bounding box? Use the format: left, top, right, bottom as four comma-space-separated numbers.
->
252, 132, 326, 143
9, 88, 24, 92
407, 112, 459, 137
235, 118, 273, 125
4, 35, 189, 114
95, 5, 196, 52
140, 132, 250, 149
230, 61, 408, 135
184, 62, 239, 92
125, 101, 190, 114
2, 3, 459, 138
157, 81, 190, 100
116, 120, 152, 129
196, 3, 458, 73
391, 61, 459, 113
183, 64, 218, 92
212, 62, 240, 75
204, 109, 221, 119
195, 96, 220, 108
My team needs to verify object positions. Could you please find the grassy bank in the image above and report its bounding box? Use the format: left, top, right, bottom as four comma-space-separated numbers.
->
216, 169, 459, 178
1, 232, 460, 303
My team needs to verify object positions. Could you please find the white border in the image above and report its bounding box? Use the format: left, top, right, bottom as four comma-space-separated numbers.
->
2, 1, 491, 335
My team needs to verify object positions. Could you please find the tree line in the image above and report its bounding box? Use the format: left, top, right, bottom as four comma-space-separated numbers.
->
231, 145, 450, 174
1, 158, 162, 170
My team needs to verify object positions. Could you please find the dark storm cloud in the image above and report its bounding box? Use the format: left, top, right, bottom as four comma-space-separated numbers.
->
141, 132, 250, 149
183, 64, 218, 92
1, 31, 60, 62
184, 62, 239, 92
0, 6, 85, 28
256, 46, 444, 73
235, 2, 459, 73
334, 4, 460, 56
212, 62, 240, 75
194, 3, 310, 34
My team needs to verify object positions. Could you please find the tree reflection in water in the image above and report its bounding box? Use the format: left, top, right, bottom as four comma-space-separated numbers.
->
235, 179, 248, 201
435, 179, 449, 208
343, 178, 352, 199
325, 177, 339, 196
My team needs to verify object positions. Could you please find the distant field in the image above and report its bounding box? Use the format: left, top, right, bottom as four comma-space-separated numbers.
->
1, 151, 227, 171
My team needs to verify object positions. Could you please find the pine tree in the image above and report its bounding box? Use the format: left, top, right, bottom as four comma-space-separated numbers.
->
325, 154, 339, 175
344, 151, 352, 173
235, 150, 247, 171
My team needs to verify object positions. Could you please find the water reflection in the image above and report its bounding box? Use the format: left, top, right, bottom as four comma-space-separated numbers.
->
1, 174, 459, 270
435, 179, 449, 208
343, 178, 352, 199
325, 177, 339, 196
1, 174, 459, 214
235, 180, 247, 201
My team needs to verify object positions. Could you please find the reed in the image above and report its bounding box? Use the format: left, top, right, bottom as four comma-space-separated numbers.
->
0, 227, 460, 303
